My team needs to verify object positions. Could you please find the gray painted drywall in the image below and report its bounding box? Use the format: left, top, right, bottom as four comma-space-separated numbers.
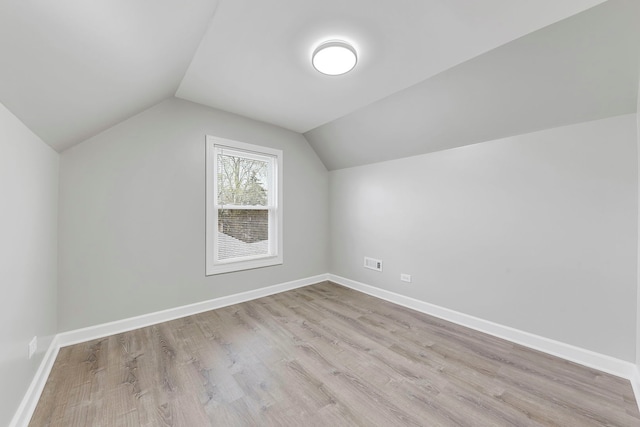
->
0, 102, 58, 426
637, 79, 640, 367
329, 114, 638, 361
58, 98, 328, 331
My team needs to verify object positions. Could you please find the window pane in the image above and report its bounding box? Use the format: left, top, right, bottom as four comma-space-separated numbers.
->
217, 209, 269, 260
206, 137, 282, 275
217, 152, 269, 206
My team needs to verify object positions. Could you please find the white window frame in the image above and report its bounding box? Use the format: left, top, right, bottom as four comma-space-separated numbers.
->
206, 135, 283, 275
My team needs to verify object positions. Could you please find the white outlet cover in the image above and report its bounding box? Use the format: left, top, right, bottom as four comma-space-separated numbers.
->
400, 274, 412, 283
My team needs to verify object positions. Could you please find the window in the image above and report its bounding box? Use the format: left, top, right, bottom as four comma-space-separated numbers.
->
206, 136, 283, 275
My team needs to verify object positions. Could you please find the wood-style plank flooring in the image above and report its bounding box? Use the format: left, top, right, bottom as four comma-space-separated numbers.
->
30, 282, 640, 426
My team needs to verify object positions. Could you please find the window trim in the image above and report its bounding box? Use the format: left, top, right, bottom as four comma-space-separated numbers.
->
206, 135, 283, 275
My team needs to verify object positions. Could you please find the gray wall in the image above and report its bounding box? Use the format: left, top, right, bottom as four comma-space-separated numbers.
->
0, 102, 58, 426
637, 80, 640, 367
329, 114, 638, 361
58, 98, 329, 331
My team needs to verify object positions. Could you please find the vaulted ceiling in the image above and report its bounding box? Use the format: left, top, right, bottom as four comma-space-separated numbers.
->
1, 0, 637, 169
306, 0, 640, 169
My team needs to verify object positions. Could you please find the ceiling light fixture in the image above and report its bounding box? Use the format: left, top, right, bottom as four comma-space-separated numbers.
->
312, 40, 357, 76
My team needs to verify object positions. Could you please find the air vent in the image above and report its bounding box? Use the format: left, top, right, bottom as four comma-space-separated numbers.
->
364, 257, 383, 272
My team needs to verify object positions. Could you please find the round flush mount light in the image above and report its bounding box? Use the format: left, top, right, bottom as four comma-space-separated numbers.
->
312, 40, 357, 75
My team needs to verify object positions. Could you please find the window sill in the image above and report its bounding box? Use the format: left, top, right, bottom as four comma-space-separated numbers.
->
206, 255, 283, 276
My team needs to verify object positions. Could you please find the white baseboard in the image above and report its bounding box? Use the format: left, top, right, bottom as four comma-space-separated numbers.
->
11, 272, 640, 425
329, 274, 640, 391
9, 335, 60, 427
10, 273, 328, 426
58, 274, 329, 347
630, 366, 640, 408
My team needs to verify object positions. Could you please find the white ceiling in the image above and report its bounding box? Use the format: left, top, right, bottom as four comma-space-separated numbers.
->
306, 0, 640, 169
0, 0, 219, 151
0, 0, 632, 163
176, 0, 605, 133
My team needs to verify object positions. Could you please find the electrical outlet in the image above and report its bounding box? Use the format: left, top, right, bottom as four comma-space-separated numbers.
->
28, 336, 37, 359
400, 274, 412, 283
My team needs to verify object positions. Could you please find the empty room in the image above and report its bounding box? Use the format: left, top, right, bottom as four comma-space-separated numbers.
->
2, 0, 640, 425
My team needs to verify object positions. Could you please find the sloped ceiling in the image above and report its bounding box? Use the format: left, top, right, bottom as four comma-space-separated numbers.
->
1, 0, 636, 168
305, 0, 640, 169
175, 0, 605, 133
0, 0, 219, 151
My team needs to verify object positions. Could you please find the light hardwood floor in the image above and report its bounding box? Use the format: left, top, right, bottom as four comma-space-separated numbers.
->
30, 282, 640, 426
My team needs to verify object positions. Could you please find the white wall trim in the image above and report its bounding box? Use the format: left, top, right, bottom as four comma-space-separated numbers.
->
9, 336, 60, 427
329, 274, 640, 400
58, 274, 329, 347
630, 366, 640, 409
10, 273, 640, 425
10, 274, 328, 426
